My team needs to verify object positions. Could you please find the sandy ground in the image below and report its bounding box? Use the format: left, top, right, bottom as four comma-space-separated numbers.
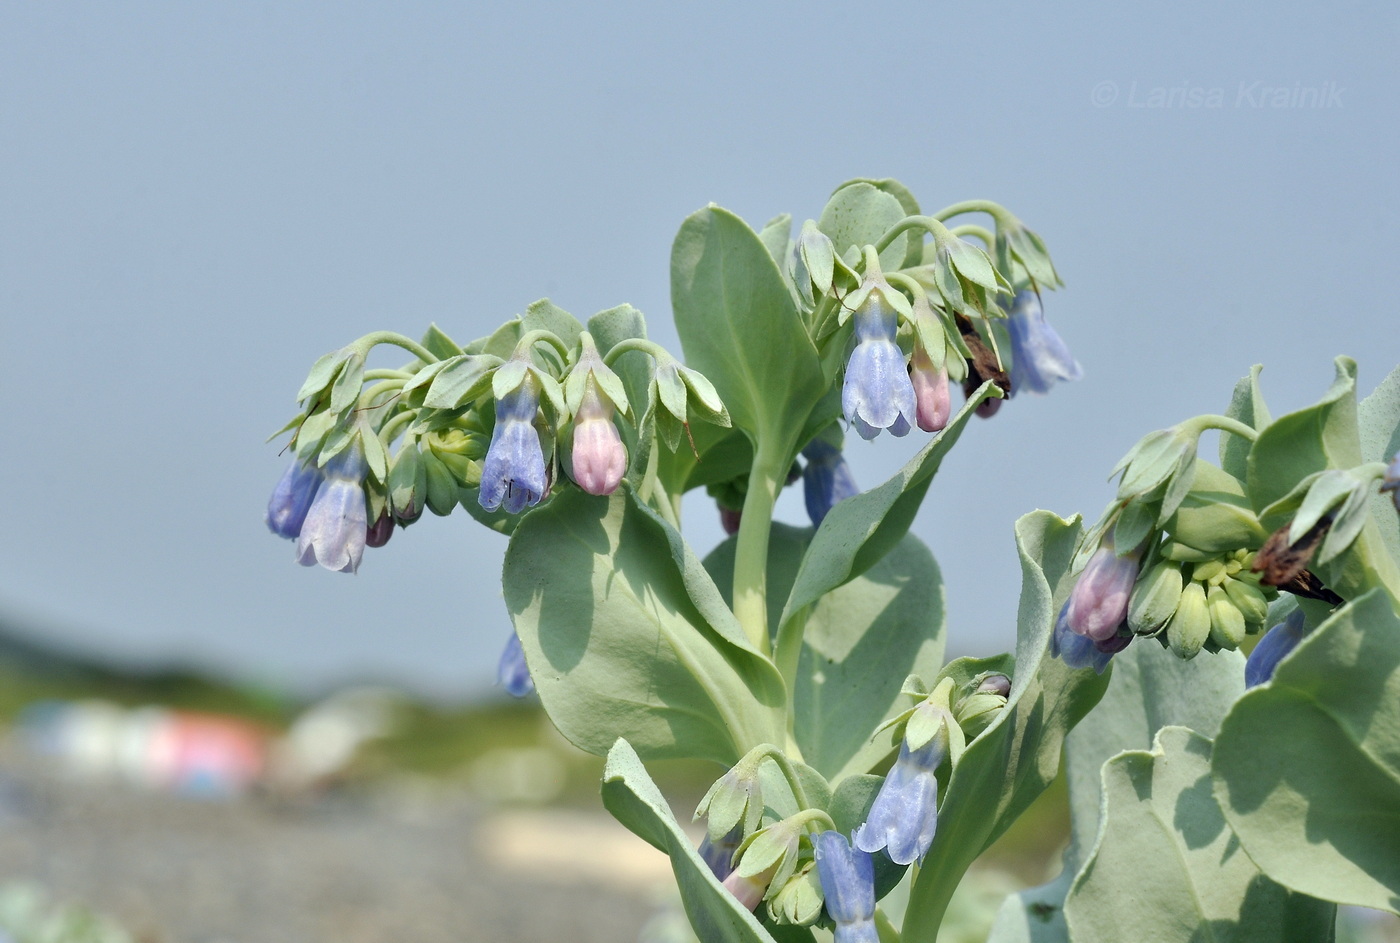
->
0, 745, 681, 943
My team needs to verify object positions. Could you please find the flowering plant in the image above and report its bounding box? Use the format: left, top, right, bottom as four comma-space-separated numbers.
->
266, 178, 1400, 942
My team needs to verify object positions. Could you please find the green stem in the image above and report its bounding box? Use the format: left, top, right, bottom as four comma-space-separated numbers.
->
873, 216, 951, 256
949, 223, 995, 246
1184, 414, 1259, 443
733, 441, 787, 656
357, 379, 405, 409
753, 745, 812, 811
514, 329, 572, 362
773, 605, 808, 726
930, 199, 1013, 226
874, 907, 902, 943
358, 331, 440, 364
602, 337, 670, 366
363, 368, 415, 381
377, 410, 416, 444
885, 271, 929, 303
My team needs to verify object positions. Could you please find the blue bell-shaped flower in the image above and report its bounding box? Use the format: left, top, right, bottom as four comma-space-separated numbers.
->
813, 831, 877, 943
842, 292, 916, 440
1006, 290, 1082, 395
295, 443, 368, 573
266, 458, 324, 539
480, 382, 548, 515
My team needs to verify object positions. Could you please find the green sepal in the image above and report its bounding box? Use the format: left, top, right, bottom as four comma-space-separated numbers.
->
422, 354, 503, 409
388, 437, 427, 522
1164, 460, 1267, 552
798, 220, 835, 296
327, 349, 368, 415
296, 346, 355, 406
564, 332, 630, 417
768, 862, 823, 927
419, 323, 462, 360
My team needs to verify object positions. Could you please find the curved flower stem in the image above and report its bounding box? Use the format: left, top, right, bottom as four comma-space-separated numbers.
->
750, 745, 816, 813
873, 216, 952, 257
785, 807, 837, 835
377, 410, 416, 445
929, 199, 1014, 227
949, 223, 995, 246
1183, 414, 1259, 443
514, 329, 573, 363
733, 440, 788, 657
363, 368, 415, 381
602, 337, 670, 366
357, 331, 439, 364
357, 379, 405, 410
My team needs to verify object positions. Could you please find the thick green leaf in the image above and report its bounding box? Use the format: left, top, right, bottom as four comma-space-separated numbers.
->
523, 298, 585, 350
671, 206, 826, 453
1220, 364, 1271, 481
901, 512, 1111, 943
602, 738, 779, 943
1358, 363, 1400, 571
503, 487, 786, 764
848, 178, 923, 268
987, 641, 1249, 943
818, 181, 909, 273
1213, 588, 1400, 913
779, 382, 995, 633
1065, 726, 1334, 942
1248, 357, 1363, 519
757, 213, 792, 273
705, 525, 946, 780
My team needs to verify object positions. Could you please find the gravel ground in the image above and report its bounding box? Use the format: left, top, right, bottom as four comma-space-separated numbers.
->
0, 743, 677, 943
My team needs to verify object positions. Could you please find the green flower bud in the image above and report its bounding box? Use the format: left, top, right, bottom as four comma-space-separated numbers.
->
695, 758, 764, 842
1222, 576, 1270, 625
767, 860, 823, 926
1191, 559, 1227, 586
420, 447, 459, 517
1128, 562, 1184, 636
1161, 541, 1218, 563
1207, 584, 1247, 650
1167, 582, 1211, 659
388, 439, 427, 525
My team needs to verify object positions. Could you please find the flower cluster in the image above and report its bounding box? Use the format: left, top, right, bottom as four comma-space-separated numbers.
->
796, 221, 1077, 445
267, 318, 730, 580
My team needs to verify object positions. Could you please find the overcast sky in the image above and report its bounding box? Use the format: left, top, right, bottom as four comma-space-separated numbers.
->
1, 1, 1397, 699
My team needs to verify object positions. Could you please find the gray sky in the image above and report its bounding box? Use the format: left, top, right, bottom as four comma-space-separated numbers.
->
2, 1, 1397, 699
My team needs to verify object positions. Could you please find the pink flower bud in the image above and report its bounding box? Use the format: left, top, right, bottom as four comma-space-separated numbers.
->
1066, 539, 1141, 641
909, 345, 951, 433
569, 387, 626, 496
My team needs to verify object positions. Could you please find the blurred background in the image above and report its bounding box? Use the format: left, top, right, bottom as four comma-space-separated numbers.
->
1, 2, 1398, 941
